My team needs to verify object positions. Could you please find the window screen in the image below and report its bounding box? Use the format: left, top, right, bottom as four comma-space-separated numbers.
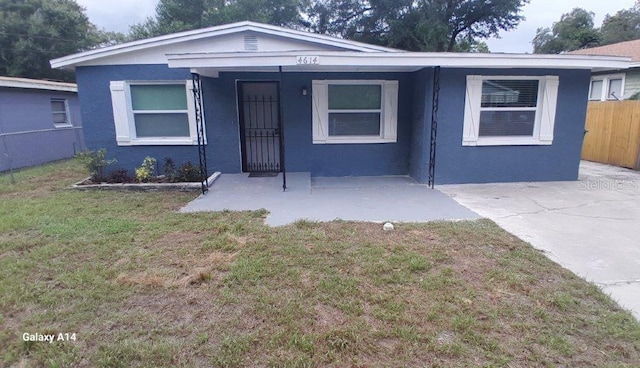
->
51, 99, 69, 125
327, 84, 382, 136
479, 80, 539, 137
590, 80, 603, 100
130, 84, 190, 138
607, 79, 623, 100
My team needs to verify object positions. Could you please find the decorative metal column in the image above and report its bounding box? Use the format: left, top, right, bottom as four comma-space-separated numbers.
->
191, 72, 208, 195
278, 66, 287, 191
428, 66, 441, 189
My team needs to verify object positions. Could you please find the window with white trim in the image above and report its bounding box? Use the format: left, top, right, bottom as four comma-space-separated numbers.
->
109, 80, 201, 146
312, 80, 398, 144
589, 74, 625, 101
51, 99, 71, 127
462, 75, 559, 146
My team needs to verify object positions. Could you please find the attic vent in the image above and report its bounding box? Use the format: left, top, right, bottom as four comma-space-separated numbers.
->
244, 35, 258, 51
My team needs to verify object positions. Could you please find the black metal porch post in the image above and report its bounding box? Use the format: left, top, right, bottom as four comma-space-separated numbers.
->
428, 66, 441, 189
191, 72, 208, 195
278, 66, 287, 191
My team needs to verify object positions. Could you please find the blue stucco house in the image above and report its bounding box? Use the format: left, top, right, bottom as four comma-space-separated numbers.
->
0, 77, 83, 172
50, 21, 629, 185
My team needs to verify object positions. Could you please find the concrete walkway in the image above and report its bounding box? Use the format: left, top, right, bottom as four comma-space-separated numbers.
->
180, 173, 479, 226
439, 161, 640, 319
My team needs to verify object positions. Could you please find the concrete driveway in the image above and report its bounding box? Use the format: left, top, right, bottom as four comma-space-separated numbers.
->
439, 161, 640, 319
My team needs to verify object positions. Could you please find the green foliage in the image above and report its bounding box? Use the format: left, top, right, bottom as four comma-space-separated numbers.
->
628, 91, 640, 100
533, 8, 601, 54
533, 2, 640, 54
306, 0, 529, 52
161, 158, 201, 182
128, 0, 527, 51
128, 0, 304, 40
601, 1, 640, 45
75, 149, 116, 182
176, 161, 201, 182
0, 0, 124, 81
135, 156, 157, 183
163, 157, 178, 182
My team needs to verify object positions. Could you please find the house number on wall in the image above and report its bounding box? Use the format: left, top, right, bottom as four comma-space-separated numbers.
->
296, 56, 320, 65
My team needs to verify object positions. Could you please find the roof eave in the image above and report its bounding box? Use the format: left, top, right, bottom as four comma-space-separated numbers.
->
0, 77, 77, 92
166, 51, 632, 71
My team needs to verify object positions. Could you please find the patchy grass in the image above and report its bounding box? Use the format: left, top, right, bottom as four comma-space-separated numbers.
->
1, 160, 639, 367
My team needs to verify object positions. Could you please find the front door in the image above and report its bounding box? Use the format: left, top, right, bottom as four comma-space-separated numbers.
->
238, 82, 281, 172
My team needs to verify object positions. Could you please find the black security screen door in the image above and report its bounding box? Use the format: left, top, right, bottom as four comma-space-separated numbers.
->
238, 82, 282, 172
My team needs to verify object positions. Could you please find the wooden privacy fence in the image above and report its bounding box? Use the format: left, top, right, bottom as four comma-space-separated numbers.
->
582, 101, 640, 170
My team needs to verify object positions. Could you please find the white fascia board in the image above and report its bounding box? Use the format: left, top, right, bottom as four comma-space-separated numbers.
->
50, 22, 397, 69
166, 51, 631, 71
0, 77, 77, 92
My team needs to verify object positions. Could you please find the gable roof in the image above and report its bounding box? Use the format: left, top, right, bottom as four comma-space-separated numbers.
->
568, 39, 640, 65
0, 76, 77, 92
50, 21, 400, 69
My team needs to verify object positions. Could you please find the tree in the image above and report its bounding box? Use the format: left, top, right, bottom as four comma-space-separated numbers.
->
0, 0, 121, 81
306, 0, 529, 52
129, 0, 306, 40
600, 1, 640, 45
532, 8, 600, 54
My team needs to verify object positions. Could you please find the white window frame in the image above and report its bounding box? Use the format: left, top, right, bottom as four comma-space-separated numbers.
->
589, 74, 625, 101
109, 80, 202, 146
51, 98, 72, 128
462, 75, 559, 146
312, 80, 398, 144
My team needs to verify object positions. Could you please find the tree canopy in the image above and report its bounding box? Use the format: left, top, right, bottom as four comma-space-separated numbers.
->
306, 0, 528, 52
131, 0, 531, 52
0, 0, 123, 81
533, 1, 640, 54
532, 8, 600, 54
600, 2, 640, 45
129, 0, 305, 40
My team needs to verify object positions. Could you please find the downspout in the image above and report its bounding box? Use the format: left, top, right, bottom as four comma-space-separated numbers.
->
428, 66, 441, 188
278, 66, 287, 191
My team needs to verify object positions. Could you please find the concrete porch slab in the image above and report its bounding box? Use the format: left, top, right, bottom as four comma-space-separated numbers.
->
180, 173, 480, 226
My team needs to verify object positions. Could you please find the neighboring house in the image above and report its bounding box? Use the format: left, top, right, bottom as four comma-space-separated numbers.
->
569, 39, 640, 101
50, 21, 628, 185
0, 77, 83, 172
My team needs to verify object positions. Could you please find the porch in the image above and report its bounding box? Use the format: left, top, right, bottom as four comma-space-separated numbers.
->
180, 172, 479, 226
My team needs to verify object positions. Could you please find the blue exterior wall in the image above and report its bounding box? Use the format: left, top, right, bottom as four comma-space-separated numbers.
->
408, 68, 434, 183
75, 65, 199, 172
74, 64, 590, 183
76, 64, 418, 177
0, 87, 83, 172
433, 68, 591, 184
208, 71, 416, 177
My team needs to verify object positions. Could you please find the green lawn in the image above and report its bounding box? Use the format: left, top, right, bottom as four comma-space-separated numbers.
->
1, 160, 639, 367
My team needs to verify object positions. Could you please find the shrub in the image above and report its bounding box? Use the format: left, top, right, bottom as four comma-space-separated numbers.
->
76, 149, 116, 182
177, 161, 201, 182
163, 158, 178, 182
135, 156, 156, 182
106, 169, 133, 184
628, 91, 640, 100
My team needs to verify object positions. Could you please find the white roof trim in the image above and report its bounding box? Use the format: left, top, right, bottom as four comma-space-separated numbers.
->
167, 51, 631, 71
50, 21, 399, 69
0, 76, 77, 92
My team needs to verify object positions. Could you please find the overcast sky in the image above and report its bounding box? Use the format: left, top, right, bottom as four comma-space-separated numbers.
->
77, 0, 638, 53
